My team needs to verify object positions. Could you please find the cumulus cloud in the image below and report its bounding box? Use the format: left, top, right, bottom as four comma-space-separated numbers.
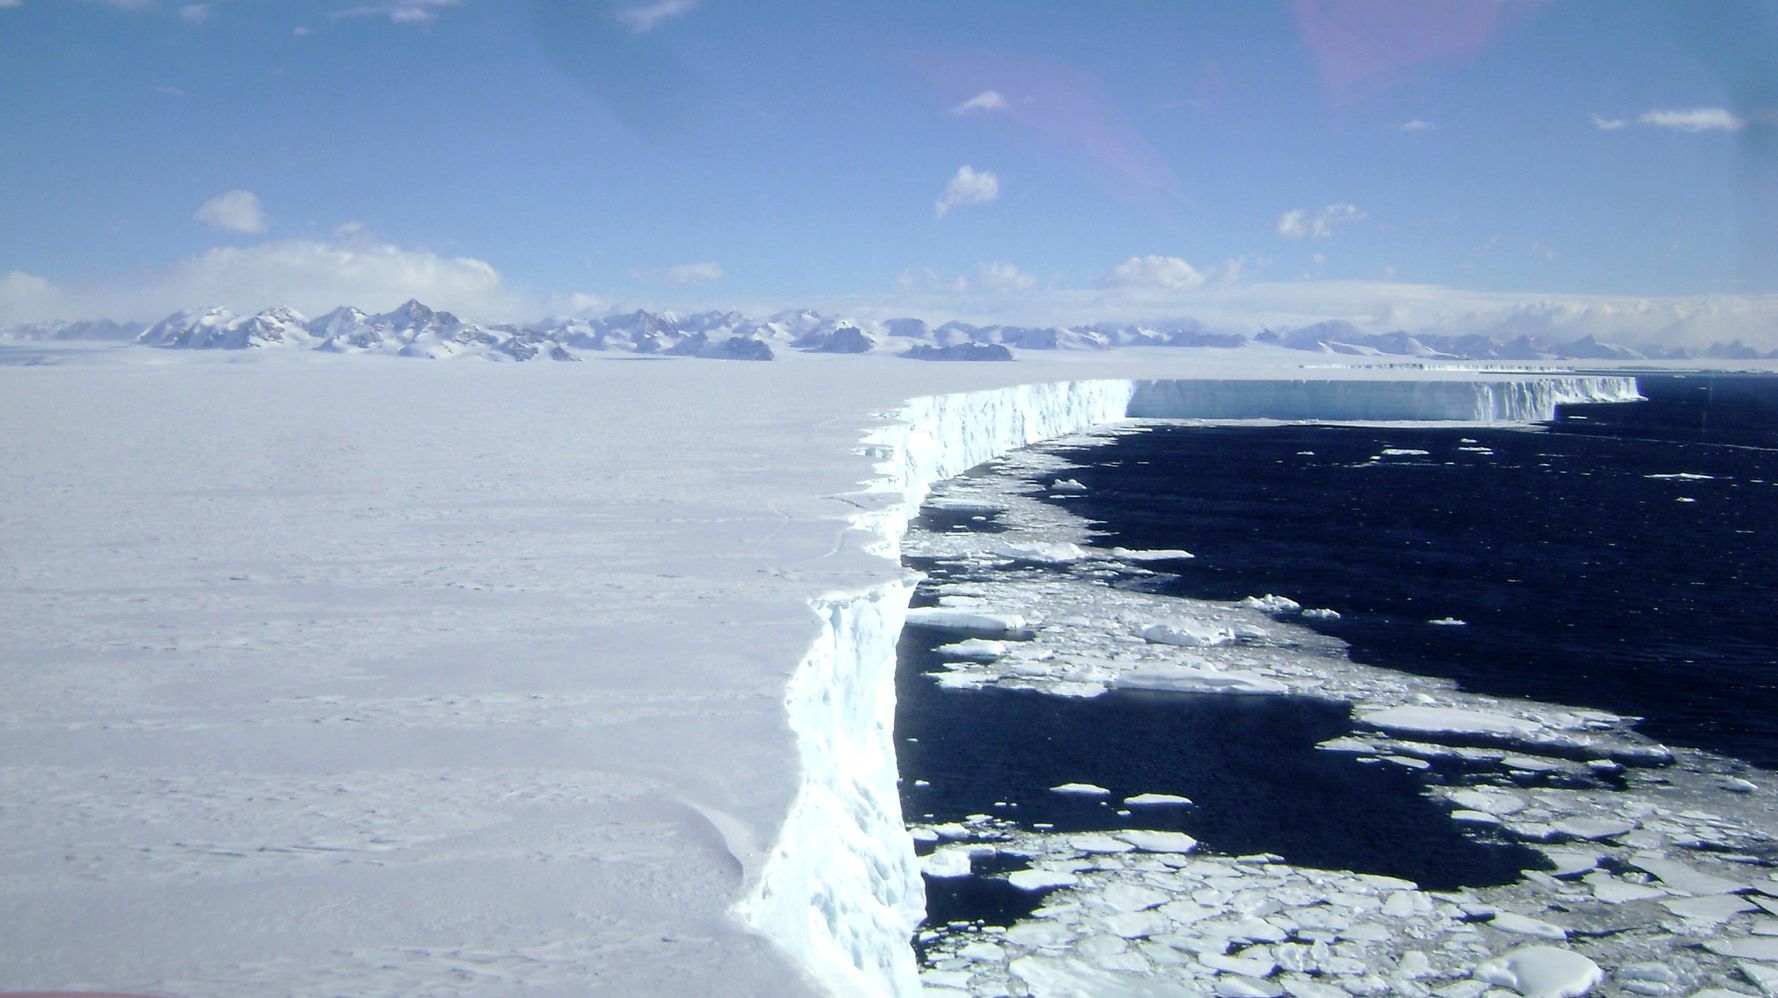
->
329, 0, 462, 25
0, 236, 519, 326
616, 0, 697, 33
194, 190, 267, 234
177, 3, 212, 24
627, 261, 724, 287
1275, 203, 1366, 240
1638, 107, 1744, 132
949, 90, 1008, 115
935, 165, 999, 219
1594, 107, 1747, 133
969, 261, 1035, 293
1099, 255, 1207, 290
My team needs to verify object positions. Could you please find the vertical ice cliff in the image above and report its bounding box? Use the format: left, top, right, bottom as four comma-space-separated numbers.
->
738, 374, 1639, 997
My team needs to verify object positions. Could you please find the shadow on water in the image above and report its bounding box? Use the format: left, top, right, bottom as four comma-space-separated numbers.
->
896, 625, 1548, 896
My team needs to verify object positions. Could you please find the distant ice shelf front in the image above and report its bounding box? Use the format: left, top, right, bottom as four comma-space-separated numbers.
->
742, 373, 1640, 997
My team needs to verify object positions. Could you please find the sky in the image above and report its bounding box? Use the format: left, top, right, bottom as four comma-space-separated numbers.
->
3, 0, 1777, 347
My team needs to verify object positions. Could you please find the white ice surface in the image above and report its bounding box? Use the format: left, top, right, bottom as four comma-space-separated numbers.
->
0, 347, 1646, 996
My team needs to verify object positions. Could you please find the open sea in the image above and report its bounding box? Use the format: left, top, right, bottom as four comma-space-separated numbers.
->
896, 372, 1778, 951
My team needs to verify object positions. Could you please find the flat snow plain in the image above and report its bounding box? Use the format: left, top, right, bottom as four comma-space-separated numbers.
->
0, 343, 1731, 996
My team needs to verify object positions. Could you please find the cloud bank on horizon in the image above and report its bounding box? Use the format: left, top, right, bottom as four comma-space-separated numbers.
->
2, 1, 1776, 349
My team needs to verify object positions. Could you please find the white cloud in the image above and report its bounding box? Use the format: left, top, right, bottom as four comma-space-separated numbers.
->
329, 0, 462, 25
177, 3, 212, 24
194, 190, 267, 234
969, 261, 1035, 293
616, 0, 697, 33
1397, 119, 1436, 132
0, 271, 66, 325
950, 90, 1008, 115
935, 165, 999, 219
1275, 203, 1366, 240
0, 1, 24, 9
1099, 255, 1206, 291
155, 84, 186, 97
1638, 107, 1744, 133
1590, 114, 1629, 131
293, 24, 312, 35
628, 261, 724, 287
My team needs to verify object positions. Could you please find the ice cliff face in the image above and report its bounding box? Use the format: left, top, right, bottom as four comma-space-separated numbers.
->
737, 374, 1641, 998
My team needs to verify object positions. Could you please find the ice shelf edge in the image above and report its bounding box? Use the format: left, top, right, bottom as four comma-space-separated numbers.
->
736, 374, 1640, 997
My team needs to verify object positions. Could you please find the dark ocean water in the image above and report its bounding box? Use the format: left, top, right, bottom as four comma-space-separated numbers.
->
897, 372, 1778, 922
1043, 373, 1778, 770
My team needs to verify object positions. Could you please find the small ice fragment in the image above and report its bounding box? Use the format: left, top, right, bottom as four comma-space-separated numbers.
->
1361, 706, 1542, 738
1645, 472, 1714, 480
1702, 936, 1778, 960
1381, 448, 1431, 456
1490, 911, 1568, 940
1541, 851, 1600, 878
1677, 496, 1696, 503
1124, 792, 1193, 807
1115, 829, 1198, 853
1238, 594, 1302, 614
995, 540, 1088, 563
922, 846, 977, 879
1141, 621, 1237, 647
1452, 809, 1501, 825
1660, 894, 1757, 924
1471, 945, 1602, 997
1109, 547, 1195, 561
905, 607, 1027, 633
1301, 607, 1341, 619
1428, 616, 1468, 626
1007, 868, 1079, 891
910, 827, 940, 844
1051, 478, 1088, 492
1101, 882, 1170, 912
933, 638, 1008, 661
1582, 872, 1667, 903
1050, 782, 1111, 796
1552, 816, 1636, 841
1628, 855, 1750, 895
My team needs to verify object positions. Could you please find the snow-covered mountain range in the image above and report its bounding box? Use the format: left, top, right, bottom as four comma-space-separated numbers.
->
7, 300, 1774, 362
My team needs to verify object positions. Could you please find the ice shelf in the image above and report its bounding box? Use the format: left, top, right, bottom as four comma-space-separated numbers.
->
0, 348, 1641, 996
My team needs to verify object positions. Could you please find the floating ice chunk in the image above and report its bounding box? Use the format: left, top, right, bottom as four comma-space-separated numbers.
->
1471, 945, 1602, 997
996, 540, 1089, 563
1360, 706, 1543, 738
1124, 792, 1194, 807
1452, 809, 1501, 826
1239, 594, 1302, 614
1109, 547, 1195, 561
910, 827, 940, 844
1051, 782, 1112, 796
1301, 608, 1341, 620
1541, 851, 1601, 878
1504, 755, 1565, 773
1646, 472, 1715, 480
1141, 621, 1238, 647
1381, 448, 1432, 456
1118, 666, 1289, 696
922, 845, 978, 878
1101, 882, 1171, 912
1490, 911, 1568, 940
1677, 496, 1696, 503
1582, 872, 1668, 903
1628, 855, 1751, 895
1069, 833, 1135, 854
1660, 894, 1757, 924
1428, 616, 1468, 626
1703, 936, 1778, 960
905, 606, 1027, 633
1450, 788, 1529, 815
1050, 478, 1089, 492
1116, 830, 1198, 853
959, 940, 1006, 962
1007, 868, 1080, 892
1552, 816, 1636, 841
934, 638, 1008, 661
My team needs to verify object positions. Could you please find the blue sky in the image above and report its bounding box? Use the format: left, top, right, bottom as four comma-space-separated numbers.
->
3, 0, 1776, 345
